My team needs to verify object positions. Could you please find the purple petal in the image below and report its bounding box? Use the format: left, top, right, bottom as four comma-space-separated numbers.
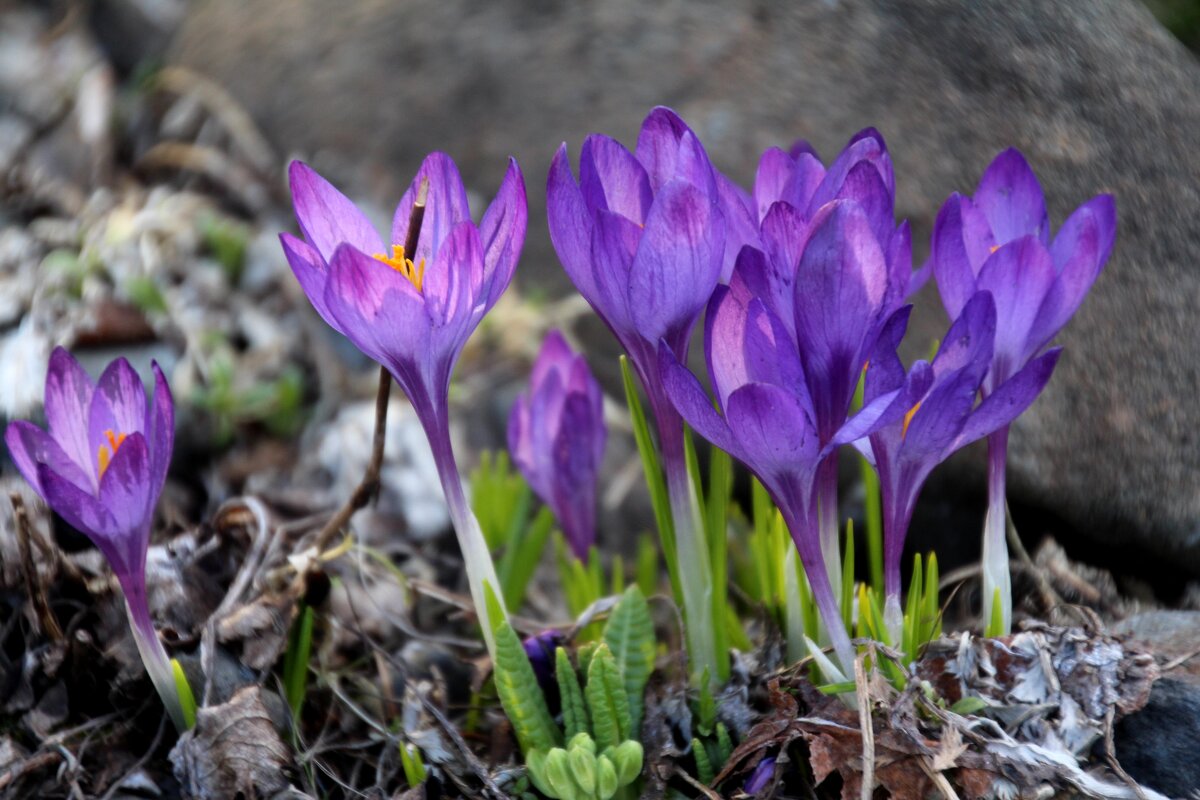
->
807, 128, 892, 216
659, 342, 739, 457
478, 158, 527, 311
531, 330, 576, 388
88, 358, 148, 474
629, 181, 725, 347
716, 171, 759, 282
147, 362, 173, 499
956, 348, 1060, 447
38, 463, 121, 548
289, 161, 384, 263
755, 148, 824, 222
830, 160, 894, 252
932, 291, 997, 381
733, 243, 795, 339
635, 106, 694, 191
589, 209, 642, 336
883, 221, 913, 313
898, 365, 980, 465
391, 152, 472, 266
863, 306, 914, 405
281, 232, 342, 333
43, 347, 94, 474
580, 135, 653, 224
97, 432, 154, 542
324, 244, 431, 379
507, 392, 534, 485
547, 145, 599, 302
552, 393, 601, 559
760, 202, 809, 308
744, 757, 777, 795
973, 148, 1049, 245
6, 420, 93, 495
424, 221, 483, 328
725, 382, 819, 477
823, 386, 904, 456
974, 237, 1056, 379
932, 195, 983, 321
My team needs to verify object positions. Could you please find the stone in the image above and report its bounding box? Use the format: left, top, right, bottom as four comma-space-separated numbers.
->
168, 0, 1200, 571
1113, 678, 1200, 797
1112, 610, 1200, 687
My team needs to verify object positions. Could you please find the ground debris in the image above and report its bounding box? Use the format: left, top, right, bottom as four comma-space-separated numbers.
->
170, 685, 304, 800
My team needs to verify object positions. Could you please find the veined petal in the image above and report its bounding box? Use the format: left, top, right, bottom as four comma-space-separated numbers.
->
975, 237, 1056, 378
629, 180, 725, 346
822, 386, 904, 456
280, 232, 342, 333
807, 128, 892, 215
829, 160, 894, 252
391, 151, 471, 266
955, 348, 1060, 448
324, 244, 431, 377
38, 463, 121, 547
97, 431, 154, 541
478, 158, 527, 311
733, 242, 795, 338
590, 209, 642, 335
883, 221, 913, 313
932, 195, 983, 321
635, 106, 694, 191
44, 347, 94, 474
974, 148, 1049, 245
760, 201, 808, 304
147, 362, 173, 498
716, 171, 759, 281
531, 329, 575, 388
424, 221, 483, 327
931, 291, 996, 381
506, 391, 535, 486
88, 358, 148, 478
899, 363, 980, 465
725, 382, 819, 477
547, 145, 599, 303
755, 148, 824, 222
862, 306, 914, 405
289, 161, 384, 263
659, 341, 739, 457
580, 135, 653, 224
6, 420, 93, 496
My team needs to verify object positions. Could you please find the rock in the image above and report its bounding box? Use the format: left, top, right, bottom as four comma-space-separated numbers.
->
169, 0, 1200, 572
1114, 678, 1200, 797
1113, 610, 1200, 687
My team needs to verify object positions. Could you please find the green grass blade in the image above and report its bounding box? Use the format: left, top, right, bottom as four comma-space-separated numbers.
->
283, 603, 315, 720
841, 519, 855, 633
498, 505, 555, 609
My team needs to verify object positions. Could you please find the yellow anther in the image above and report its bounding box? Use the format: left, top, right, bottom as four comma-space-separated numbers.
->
373, 244, 426, 291
901, 402, 922, 439
97, 429, 128, 477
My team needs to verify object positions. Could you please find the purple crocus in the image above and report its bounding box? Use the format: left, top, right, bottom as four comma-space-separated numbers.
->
659, 263, 910, 674
5, 348, 187, 730
507, 330, 606, 562
744, 756, 777, 795
932, 149, 1115, 631
718, 131, 916, 602
281, 153, 527, 653
547, 107, 726, 681
858, 292, 1060, 637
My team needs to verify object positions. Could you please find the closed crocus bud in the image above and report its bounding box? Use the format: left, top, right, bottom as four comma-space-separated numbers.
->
744, 756, 777, 795
610, 740, 644, 786
508, 330, 605, 561
568, 745, 597, 795
596, 755, 619, 800
522, 629, 564, 691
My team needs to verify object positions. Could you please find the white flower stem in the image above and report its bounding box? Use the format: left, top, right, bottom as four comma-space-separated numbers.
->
981, 428, 1012, 635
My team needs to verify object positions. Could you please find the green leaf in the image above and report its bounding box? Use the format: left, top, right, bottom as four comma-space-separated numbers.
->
985, 587, 1005, 638
714, 722, 733, 766
704, 441, 732, 682
399, 742, 427, 787
635, 534, 658, 597
596, 754, 619, 800
486, 583, 560, 754
610, 740, 644, 786
924, 552, 942, 641
621, 356, 681, 603
171, 658, 197, 729
691, 738, 714, 785
696, 667, 716, 736
841, 519, 855, 633
949, 696, 989, 715
584, 644, 631, 751
283, 603, 315, 720
556, 647, 589, 739
498, 505, 554, 609
602, 586, 655, 736
816, 680, 858, 695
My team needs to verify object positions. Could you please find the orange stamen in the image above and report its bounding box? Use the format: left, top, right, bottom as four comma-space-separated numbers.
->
901, 402, 922, 439
97, 429, 128, 477
373, 244, 426, 291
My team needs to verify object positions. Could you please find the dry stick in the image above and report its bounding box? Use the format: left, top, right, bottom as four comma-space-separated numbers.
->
11, 493, 63, 642
854, 650, 875, 800
311, 178, 429, 555
1004, 500, 1064, 616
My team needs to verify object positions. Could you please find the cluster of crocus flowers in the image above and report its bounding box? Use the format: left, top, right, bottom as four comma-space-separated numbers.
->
508, 330, 606, 562
281, 152, 528, 655
5, 349, 189, 730
931, 149, 1115, 632
547, 107, 727, 681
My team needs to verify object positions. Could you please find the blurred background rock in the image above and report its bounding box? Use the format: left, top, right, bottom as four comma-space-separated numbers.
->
3, 0, 1199, 598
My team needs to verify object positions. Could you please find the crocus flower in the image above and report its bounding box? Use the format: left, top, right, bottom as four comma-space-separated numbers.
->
547, 107, 726, 681
281, 152, 527, 654
659, 263, 910, 674
931, 149, 1115, 631
744, 756, 777, 795
858, 292, 1060, 639
5, 348, 187, 730
507, 330, 605, 561
522, 629, 564, 692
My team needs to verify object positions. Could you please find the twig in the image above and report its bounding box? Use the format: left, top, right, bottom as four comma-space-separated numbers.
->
11, 494, 63, 642
311, 180, 428, 554
854, 650, 875, 800
1104, 706, 1149, 800
1005, 500, 1064, 615
918, 757, 962, 800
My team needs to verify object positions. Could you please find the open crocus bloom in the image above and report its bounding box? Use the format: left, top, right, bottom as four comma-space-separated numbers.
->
857, 292, 1060, 638
508, 330, 606, 562
281, 152, 527, 654
5, 348, 187, 730
931, 148, 1114, 631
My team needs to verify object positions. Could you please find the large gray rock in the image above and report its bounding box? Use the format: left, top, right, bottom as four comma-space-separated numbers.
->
170, 1, 1200, 571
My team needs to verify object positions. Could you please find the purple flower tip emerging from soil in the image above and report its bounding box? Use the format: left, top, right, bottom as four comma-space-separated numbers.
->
508, 330, 606, 561
744, 756, 777, 795
282, 152, 528, 654
522, 629, 564, 690
859, 291, 1059, 632
4, 348, 187, 730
